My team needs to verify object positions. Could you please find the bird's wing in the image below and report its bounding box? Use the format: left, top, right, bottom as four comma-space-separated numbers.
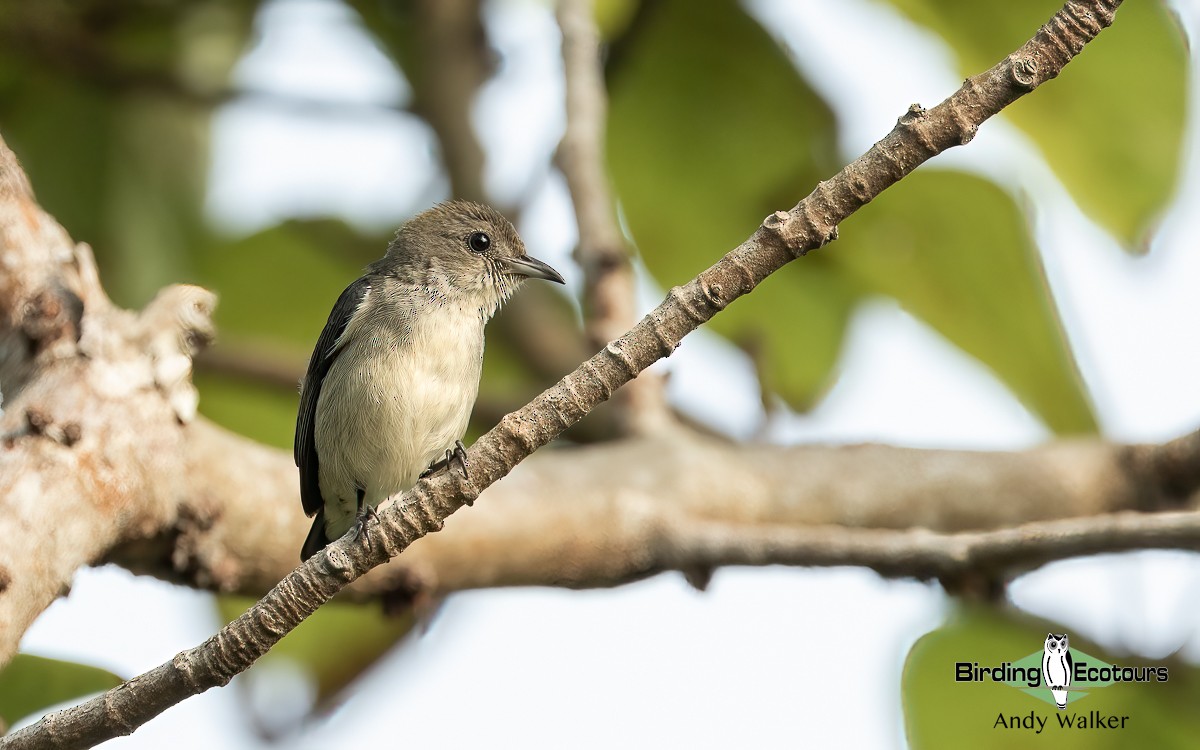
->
295, 276, 373, 517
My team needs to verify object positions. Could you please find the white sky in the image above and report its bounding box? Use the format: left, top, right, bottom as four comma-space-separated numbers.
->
17, 0, 1200, 747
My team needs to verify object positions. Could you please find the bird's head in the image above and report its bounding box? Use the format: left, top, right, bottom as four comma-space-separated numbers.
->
373, 201, 564, 316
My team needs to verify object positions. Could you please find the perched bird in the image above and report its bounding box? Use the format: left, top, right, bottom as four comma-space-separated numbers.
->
295, 201, 564, 561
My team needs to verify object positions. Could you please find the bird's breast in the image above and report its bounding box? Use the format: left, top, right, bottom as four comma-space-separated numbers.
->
314, 299, 485, 503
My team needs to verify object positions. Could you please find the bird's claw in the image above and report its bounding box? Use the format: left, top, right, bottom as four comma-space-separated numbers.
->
449, 440, 469, 479
420, 440, 470, 480
352, 503, 379, 542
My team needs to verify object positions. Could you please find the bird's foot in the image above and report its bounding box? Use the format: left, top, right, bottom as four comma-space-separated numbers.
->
420, 440, 470, 480
448, 440, 469, 479
352, 503, 379, 542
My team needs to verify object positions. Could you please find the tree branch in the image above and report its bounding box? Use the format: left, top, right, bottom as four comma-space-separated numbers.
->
556, 0, 668, 434
105, 427, 1200, 599
0, 0, 1128, 746
408, 0, 490, 203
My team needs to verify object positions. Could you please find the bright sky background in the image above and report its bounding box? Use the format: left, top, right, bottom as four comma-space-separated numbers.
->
16, 0, 1200, 747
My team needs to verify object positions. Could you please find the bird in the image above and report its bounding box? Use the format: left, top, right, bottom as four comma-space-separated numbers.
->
1041, 632, 1072, 710
294, 201, 564, 561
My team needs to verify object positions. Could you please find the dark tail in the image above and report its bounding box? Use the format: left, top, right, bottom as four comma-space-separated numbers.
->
301, 509, 329, 561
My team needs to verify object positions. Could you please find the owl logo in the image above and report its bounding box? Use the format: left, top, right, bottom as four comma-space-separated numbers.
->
1042, 633, 1073, 709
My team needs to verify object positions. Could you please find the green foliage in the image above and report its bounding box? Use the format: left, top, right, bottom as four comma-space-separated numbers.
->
881, 0, 1186, 251
0, 654, 123, 728
592, 0, 640, 39
196, 221, 376, 346
607, 0, 1095, 428
0, 1, 256, 306
904, 604, 1200, 747
194, 372, 298, 448
607, 0, 857, 408
836, 170, 1095, 433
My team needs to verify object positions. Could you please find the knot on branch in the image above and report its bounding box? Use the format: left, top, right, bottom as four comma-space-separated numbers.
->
1011, 56, 1039, 88
763, 210, 790, 230
898, 104, 941, 156
18, 284, 83, 355
24, 406, 82, 446
899, 103, 927, 123
762, 209, 808, 257
762, 207, 837, 257
137, 284, 217, 423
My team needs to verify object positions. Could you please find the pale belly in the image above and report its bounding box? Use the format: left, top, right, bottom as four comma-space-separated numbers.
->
314, 331, 481, 539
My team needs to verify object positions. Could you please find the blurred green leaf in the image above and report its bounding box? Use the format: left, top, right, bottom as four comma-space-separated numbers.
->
714, 260, 861, 410
593, 0, 640, 39
607, 0, 856, 409
107, 95, 210, 305
195, 220, 382, 346
836, 169, 1095, 433
880, 0, 1185, 250
904, 604, 1200, 748
0, 81, 115, 276
343, 0, 422, 94
0, 1, 259, 304
0, 654, 122, 728
195, 371, 298, 449
217, 596, 412, 704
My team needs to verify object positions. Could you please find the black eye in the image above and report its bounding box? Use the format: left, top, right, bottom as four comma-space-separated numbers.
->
467, 231, 491, 253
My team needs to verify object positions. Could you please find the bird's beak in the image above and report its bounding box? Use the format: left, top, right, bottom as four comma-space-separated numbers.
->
497, 254, 566, 284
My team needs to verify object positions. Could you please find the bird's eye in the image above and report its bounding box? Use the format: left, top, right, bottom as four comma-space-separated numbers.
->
467, 231, 491, 253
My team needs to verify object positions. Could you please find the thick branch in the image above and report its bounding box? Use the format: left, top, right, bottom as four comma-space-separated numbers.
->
107, 426, 1200, 598
1, 1, 1126, 747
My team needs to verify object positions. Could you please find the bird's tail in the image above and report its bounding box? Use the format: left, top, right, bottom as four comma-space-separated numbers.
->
301, 509, 329, 561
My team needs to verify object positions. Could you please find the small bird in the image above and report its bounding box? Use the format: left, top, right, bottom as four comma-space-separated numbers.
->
295, 201, 564, 561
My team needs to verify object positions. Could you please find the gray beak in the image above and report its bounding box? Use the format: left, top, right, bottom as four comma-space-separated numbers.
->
497, 254, 566, 284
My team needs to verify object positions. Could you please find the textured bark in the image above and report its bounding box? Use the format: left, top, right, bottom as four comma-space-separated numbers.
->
0, 0, 1154, 747
0, 150, 218, 662
103, 427, 1200, 599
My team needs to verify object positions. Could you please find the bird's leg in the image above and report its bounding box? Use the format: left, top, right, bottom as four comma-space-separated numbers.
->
419, 440, 470, 480
352, 487, 378, 541
449, 440, 469, 478
418, 460, 442, 478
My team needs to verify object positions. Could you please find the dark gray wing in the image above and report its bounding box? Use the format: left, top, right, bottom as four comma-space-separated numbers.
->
295, 276, 372, 518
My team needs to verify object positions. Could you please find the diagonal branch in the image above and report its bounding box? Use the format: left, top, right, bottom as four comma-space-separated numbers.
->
0, 0, 1125, 747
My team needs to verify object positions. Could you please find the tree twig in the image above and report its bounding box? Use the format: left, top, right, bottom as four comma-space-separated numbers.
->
408, 0, 490, 203
0, 1, 1127, 746
556, 0, 669, 434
